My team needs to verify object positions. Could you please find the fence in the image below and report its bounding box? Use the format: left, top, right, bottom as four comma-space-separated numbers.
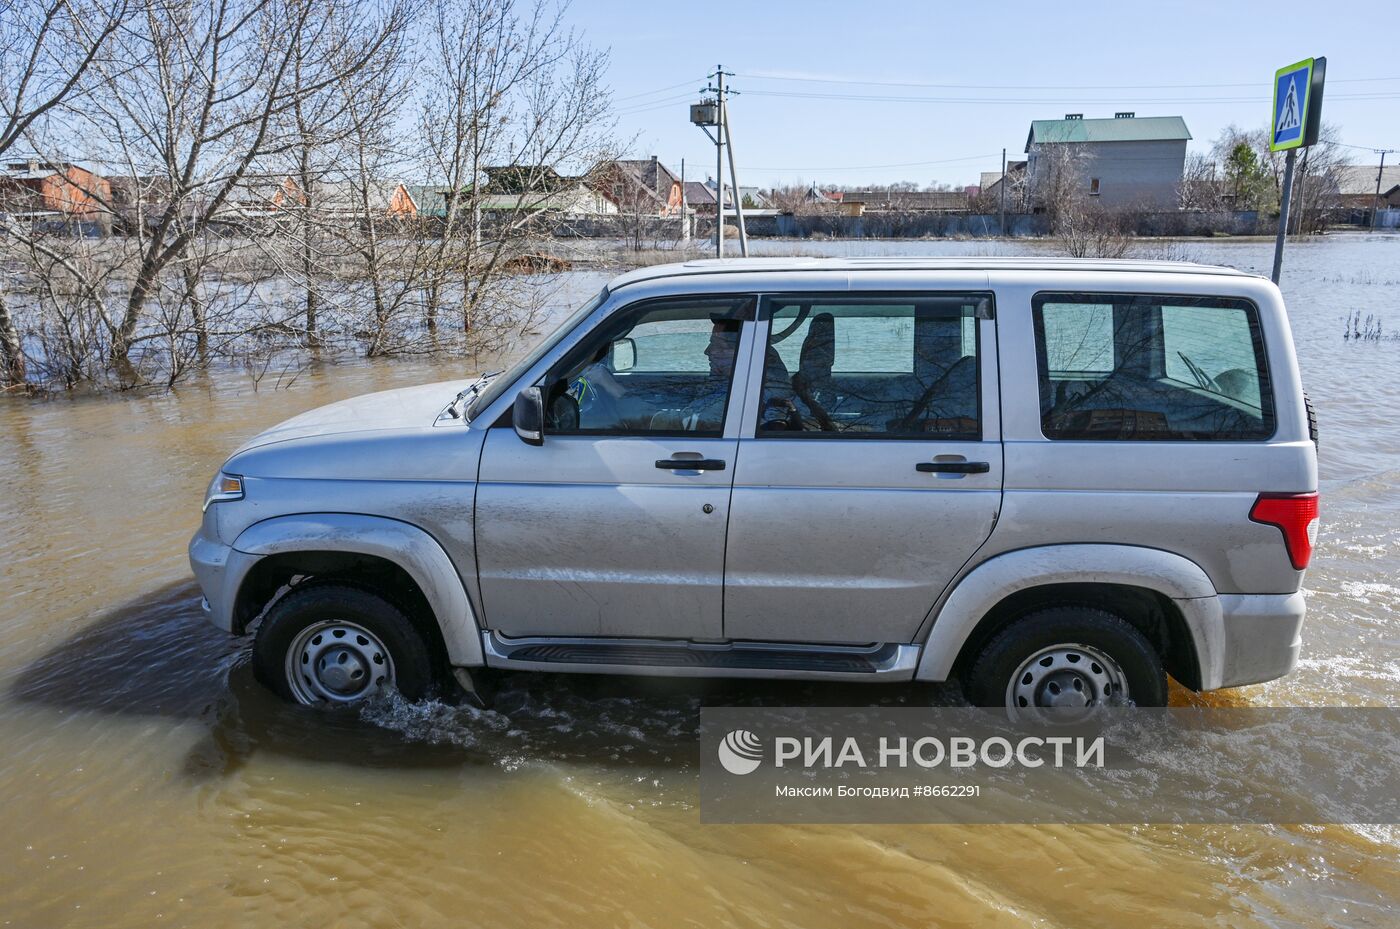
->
716, 210, 1267, 239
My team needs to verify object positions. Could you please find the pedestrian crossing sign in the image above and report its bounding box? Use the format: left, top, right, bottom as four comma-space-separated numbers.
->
1271, 59, 1314, 151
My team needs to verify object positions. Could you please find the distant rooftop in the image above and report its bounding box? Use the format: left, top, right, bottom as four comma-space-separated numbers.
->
683, 180, 716, 205
1333, 165, 1400, 197
1026, 115, 1191, 151
2, 155, 84, 179
839, 190, 969, 210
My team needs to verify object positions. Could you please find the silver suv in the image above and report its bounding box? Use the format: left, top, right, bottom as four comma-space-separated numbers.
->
189, 258, 1318, 712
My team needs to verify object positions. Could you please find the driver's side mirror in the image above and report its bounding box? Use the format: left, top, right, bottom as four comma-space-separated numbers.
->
513, 387, 544, 445
608, 337, 636, 372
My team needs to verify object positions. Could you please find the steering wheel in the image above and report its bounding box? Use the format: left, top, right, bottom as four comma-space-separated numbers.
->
768, 304, 811, 343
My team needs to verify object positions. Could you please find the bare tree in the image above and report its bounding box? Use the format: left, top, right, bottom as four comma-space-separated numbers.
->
1055, 205, 1133, 258
596, 162, 668, 252
1288, 123, 1345, 233
271, 0, 407, 345
72, 0, 411, 384
321, 20, 423, 357
243, 0, 421, 355
1, 0, 620, 391
1030, 142, 1088, 231
1180, 152, 1224, 211
1030, 144, 1132, 258
1210, 121, 1344, 230
0, 0, 128, 388
414, 0, 615, 349
767, 181, 839, 216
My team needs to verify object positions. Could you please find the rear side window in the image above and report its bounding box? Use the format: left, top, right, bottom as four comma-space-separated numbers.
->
1032, 293, 1274, 441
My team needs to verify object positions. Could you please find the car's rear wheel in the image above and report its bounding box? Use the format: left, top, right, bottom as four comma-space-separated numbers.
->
963, 606, 1167, 715
253, 582, 433, 705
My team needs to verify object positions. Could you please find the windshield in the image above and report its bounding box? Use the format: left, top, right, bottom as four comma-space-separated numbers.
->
466, 287, 610, 422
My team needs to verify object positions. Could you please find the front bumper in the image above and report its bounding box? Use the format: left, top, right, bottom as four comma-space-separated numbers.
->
1212, 590, 1307, 689
188, 527, 249, 634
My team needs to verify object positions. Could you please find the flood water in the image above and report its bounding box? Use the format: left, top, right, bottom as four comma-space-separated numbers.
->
2, 236, 1399, 927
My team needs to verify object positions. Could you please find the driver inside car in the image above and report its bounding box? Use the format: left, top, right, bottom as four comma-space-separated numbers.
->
559, 317, 794, 433
552, 320, 740, 432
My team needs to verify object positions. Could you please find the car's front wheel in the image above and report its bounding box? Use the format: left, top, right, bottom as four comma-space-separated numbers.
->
963, 606, 1167, 714
252, 582, 434, 706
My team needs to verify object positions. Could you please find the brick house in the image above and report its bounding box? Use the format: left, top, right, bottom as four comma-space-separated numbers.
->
0, 158, 112, 233
596, 157, 684, 216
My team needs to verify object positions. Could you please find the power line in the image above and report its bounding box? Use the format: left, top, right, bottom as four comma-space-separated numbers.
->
741, 88, 1400, 106
1336, 142, 1400, 154
614, 92, 698, 116
744, 152, 1000, 172
737, 71, 1400, 91
615, 89, 704, 112
613, 77, 706, 103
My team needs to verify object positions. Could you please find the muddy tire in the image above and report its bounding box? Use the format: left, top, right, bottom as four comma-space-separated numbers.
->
963, 607, 1167, 711
252, 582, 434, 705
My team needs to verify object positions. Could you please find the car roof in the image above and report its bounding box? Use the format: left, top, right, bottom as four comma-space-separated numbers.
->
607, 256, 1256, 291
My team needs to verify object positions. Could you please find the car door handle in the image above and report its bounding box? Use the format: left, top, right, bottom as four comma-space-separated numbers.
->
656, 458, 726, 471
916, 461, 990, 474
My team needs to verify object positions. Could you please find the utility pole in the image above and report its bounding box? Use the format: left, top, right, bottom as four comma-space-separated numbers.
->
998, 147, 1007, 237
722, 78, 749, 254
1372, 149, 1394, 231
716, 69, 725, 258
692, 65, 747, 257
680, 157, 689, 242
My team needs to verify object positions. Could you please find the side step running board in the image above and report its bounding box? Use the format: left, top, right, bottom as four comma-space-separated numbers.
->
481, 632, 919, 681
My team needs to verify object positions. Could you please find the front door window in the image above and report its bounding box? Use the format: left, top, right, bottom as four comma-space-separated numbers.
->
542, 296, 752, 435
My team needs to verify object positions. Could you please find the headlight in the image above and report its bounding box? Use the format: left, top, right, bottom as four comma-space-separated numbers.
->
203, 472, 244, 511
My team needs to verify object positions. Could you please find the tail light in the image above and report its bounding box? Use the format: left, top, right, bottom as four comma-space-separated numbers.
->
1249, 492, 1319, 570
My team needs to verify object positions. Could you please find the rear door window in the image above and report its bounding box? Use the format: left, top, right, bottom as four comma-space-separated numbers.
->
1032, 293, 1274, 440
756, 294, 987, 438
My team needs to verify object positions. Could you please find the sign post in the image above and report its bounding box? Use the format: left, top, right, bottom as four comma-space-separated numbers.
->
1270, 56, 1326, 284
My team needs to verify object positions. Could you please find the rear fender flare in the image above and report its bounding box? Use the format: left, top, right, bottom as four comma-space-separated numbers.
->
915, 544, 1224, 688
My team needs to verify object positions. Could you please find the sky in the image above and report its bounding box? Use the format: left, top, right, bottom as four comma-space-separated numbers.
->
575, 0, 1399, 190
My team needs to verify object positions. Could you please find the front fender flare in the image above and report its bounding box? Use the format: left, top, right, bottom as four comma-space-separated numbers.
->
231, 513, 483, 667
914, 544, 1224, 688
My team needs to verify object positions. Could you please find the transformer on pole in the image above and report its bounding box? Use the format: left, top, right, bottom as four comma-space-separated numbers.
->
690, 65, 748, 257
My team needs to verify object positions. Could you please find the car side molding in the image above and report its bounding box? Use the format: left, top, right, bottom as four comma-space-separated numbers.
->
231, 514, 484, 667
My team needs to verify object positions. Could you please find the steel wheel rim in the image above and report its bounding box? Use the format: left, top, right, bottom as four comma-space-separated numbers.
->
285, 620, 395, 705
1006, 642, 1128, 720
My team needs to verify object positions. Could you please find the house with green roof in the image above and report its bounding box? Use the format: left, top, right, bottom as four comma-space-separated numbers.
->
1025, 113, 1191, 211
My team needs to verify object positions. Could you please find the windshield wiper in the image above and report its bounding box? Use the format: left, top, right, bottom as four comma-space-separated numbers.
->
446, 371, 502, 420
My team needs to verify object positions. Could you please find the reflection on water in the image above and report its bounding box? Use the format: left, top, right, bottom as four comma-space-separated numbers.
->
2, 238, 1399, 927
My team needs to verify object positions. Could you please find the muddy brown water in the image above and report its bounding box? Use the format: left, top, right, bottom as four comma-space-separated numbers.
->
2, 239, 1399, 927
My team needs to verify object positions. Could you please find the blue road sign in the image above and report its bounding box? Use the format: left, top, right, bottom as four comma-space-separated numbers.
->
1271, 59, 1314, 152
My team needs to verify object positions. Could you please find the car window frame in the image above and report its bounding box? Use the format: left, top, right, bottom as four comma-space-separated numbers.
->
751, 291, 992, 442
539, 293, 757, 439
1030, 290, 1278, 442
